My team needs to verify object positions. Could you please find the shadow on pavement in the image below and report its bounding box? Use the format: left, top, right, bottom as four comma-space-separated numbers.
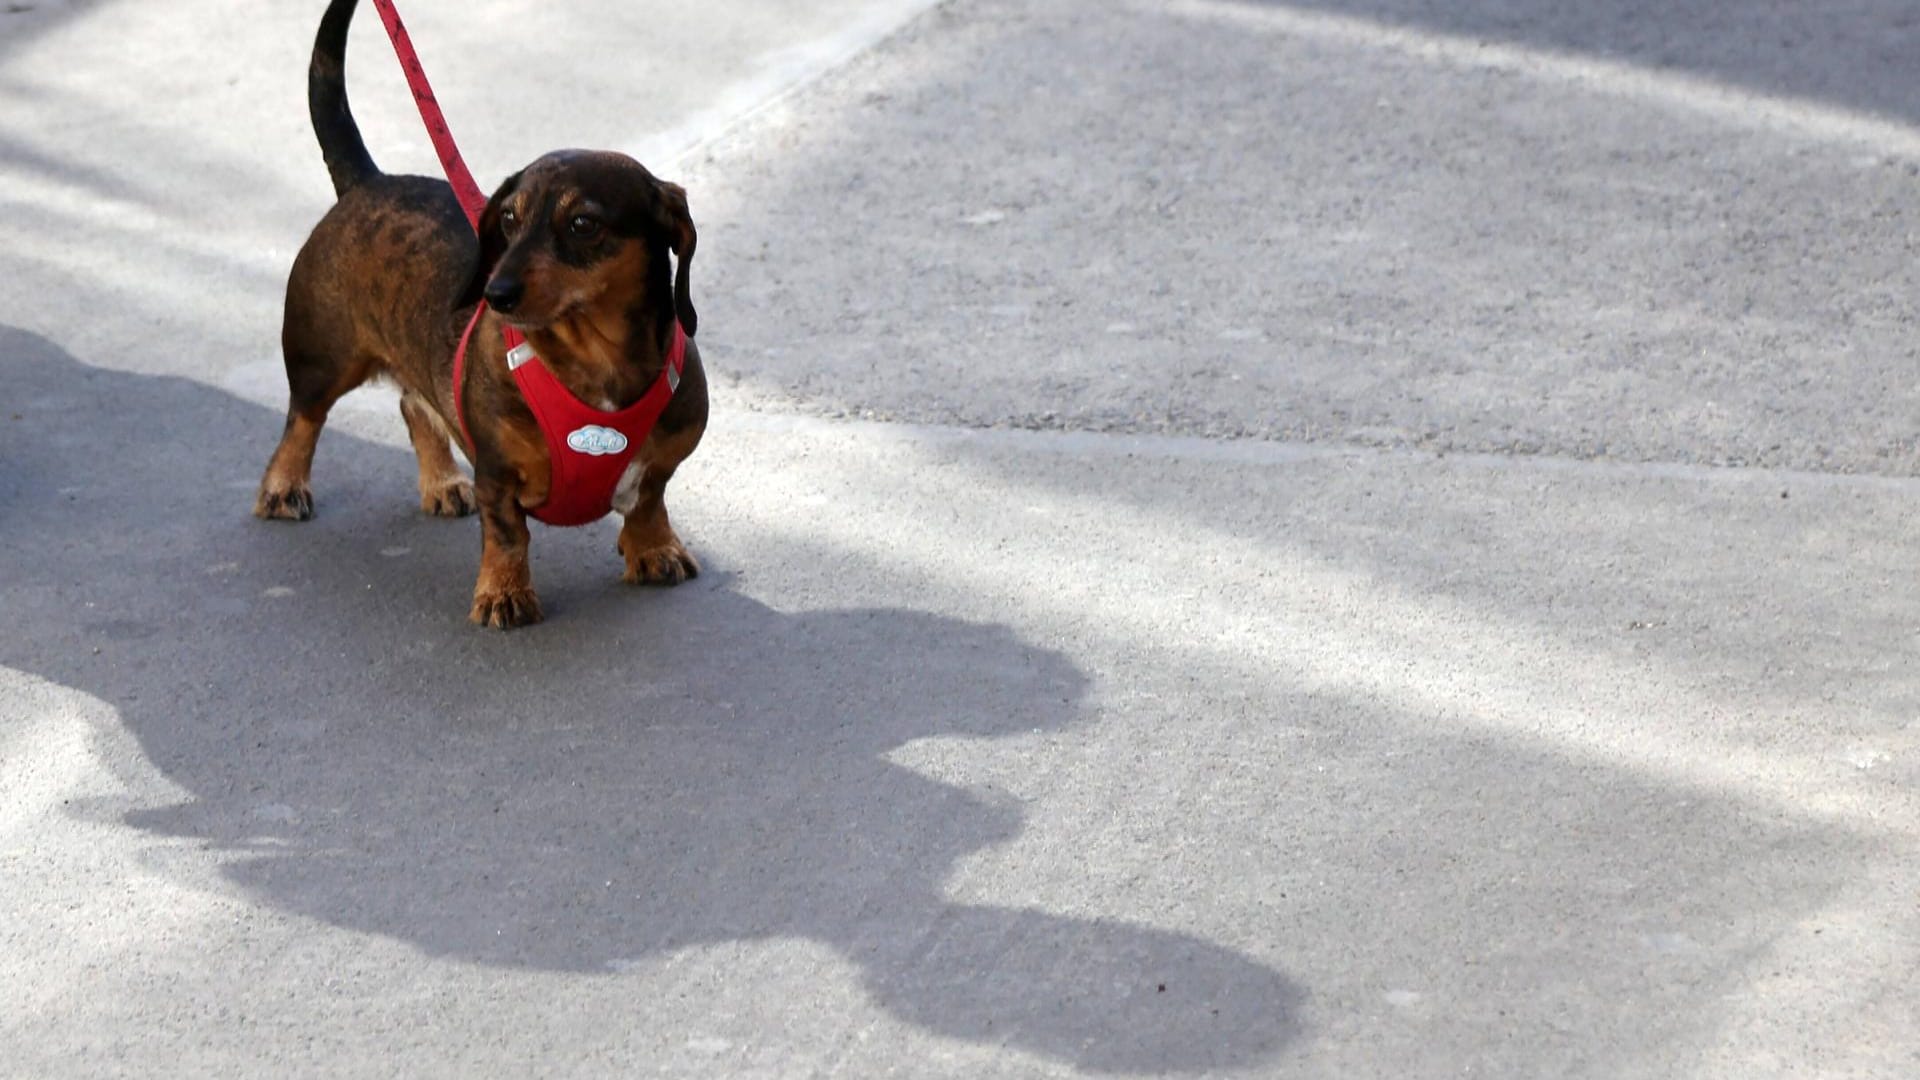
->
0, 325, 1301, 1073
0, 1, 88, 64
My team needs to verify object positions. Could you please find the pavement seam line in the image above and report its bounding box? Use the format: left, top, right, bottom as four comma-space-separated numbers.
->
719, 407, 1920, 493
629, 0, 948, 169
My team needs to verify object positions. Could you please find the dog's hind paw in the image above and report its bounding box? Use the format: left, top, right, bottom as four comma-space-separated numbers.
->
470, 586, 544, 629
254, 482, 314, 522
420, 478, 476, 518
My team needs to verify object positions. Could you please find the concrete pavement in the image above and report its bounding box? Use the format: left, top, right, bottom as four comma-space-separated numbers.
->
691, 0, 1920, 472
3, 1, 1917, 1076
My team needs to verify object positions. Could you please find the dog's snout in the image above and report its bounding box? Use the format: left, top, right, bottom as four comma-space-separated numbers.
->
483, 276, 524, 314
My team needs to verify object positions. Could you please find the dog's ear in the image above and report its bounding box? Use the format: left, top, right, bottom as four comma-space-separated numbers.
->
456, 170, 523, 310
649, 180, 697, 337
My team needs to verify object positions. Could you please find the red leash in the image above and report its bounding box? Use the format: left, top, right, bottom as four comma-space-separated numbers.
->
366, 0, 486, 224
367, 0, 527, 462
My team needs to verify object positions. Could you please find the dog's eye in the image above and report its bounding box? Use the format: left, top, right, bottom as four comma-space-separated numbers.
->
569, 215, 603, 238
500, 207, 519, 232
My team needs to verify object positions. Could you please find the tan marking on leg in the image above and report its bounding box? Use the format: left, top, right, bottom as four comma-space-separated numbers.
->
254, 412, 325, 521
400, 391, 475, 517
617, 466, 699, 586
619, 497, 699, 586
253, 349, 375, 522
470, 488, 543, 628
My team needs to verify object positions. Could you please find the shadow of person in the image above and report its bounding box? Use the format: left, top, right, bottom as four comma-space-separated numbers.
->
0, 325, 1301, 1073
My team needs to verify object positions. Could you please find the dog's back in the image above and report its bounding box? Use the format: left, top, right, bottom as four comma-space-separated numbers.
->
290, 0, 478, 386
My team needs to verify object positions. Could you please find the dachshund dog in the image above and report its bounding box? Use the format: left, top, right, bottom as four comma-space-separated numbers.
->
254, 0, 706, 628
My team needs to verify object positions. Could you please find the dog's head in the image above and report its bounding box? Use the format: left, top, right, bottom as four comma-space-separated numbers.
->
459, 150, 697, 337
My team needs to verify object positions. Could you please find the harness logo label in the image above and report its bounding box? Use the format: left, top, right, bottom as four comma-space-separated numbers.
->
566, 425, 629, 456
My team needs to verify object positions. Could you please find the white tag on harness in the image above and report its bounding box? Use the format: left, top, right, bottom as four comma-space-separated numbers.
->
566, 425, 628, 456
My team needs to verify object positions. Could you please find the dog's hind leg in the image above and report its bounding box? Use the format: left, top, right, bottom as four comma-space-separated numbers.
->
254, 340, 372, 522
399, 391, 475, 517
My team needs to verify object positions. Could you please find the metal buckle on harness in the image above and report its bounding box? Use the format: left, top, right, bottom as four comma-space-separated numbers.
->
666, 364, 680, 392
506, 342, 537, 371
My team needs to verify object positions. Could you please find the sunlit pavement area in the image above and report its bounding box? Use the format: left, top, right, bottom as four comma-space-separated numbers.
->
3, 1, 1916, 1075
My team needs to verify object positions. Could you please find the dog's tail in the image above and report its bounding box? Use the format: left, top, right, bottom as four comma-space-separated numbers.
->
311, 0, 379, 196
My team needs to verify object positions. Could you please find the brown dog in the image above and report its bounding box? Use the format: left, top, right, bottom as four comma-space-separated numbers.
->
255, 0, 706, 629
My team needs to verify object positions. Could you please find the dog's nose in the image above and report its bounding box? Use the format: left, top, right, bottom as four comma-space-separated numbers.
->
484, 276, 524, 314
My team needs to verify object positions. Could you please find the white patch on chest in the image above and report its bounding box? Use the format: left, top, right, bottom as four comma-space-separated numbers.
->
610, 458, 647, 516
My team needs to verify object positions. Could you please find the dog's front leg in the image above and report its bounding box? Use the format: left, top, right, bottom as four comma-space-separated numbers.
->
618, 464, 699, 587
471, 479, 543, 628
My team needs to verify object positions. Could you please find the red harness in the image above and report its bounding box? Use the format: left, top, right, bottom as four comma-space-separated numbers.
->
370, 0, 685, 527
450, 313, 685, 526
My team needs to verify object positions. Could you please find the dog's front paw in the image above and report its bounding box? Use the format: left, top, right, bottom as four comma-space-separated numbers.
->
620, 535, 700, 587
254, 481, 314, 522
470, 586, 544, 629
420, 478, 477, 518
